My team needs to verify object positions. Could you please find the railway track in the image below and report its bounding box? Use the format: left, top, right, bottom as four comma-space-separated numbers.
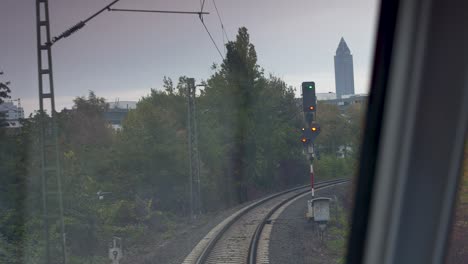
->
182, 178, 350, 264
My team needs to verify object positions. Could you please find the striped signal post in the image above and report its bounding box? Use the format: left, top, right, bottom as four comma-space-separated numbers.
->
307, 141, 316, 197
301, 133, 315, 197
301, 127, 316, 197
308, 124, 320, 197
310, 161, 315, 197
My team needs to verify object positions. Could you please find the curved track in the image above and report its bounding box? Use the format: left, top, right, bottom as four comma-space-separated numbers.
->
182, 179, 349, 264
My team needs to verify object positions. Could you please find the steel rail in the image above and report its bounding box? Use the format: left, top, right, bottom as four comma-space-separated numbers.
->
247, 178, 350, 264
192, 178, 349, 264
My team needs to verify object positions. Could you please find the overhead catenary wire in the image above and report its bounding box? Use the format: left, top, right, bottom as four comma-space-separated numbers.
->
212, 0, 229, 42
108, 8, 209, 15
198, 0, 226, 60
200, 0, 207, 14
105, 3, 222, 61
199, 17, 225, 60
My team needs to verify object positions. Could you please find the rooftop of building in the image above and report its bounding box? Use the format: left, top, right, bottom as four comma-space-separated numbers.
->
336, 37, 351, 56
107, 101, 137, 111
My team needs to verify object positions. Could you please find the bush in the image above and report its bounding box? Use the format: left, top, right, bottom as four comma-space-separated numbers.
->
315, 154, 355, 180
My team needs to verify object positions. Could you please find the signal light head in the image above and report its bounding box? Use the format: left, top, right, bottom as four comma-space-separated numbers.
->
302, 82, 316, 112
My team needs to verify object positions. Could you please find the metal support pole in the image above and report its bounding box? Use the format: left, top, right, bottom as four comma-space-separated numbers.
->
187, 78, 201, 219
36, 1, 66, 263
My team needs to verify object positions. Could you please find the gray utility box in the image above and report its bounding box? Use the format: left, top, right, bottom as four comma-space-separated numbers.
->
306, 197, 332, 222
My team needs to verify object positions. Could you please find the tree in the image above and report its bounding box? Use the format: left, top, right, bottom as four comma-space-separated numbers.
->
0, 71, 11, 128
199, 27, 307, 205
315, 102, 347, 156
0, 71, 11, 104
163, 76, 174, 95
116, 85, 189, 213
313, 102, 367, 179
60, 90, 111, 147
345, 103, 366, 158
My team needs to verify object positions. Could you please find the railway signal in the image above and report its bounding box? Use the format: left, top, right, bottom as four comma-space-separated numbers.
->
300, 81, 319, 200
300, 123, 321, 144
300, 127, 309, 146
309, 123, 321, 142
302, 81, 317, 113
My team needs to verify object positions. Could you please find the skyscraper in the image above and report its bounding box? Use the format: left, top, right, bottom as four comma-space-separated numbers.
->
334, 37, 355, 98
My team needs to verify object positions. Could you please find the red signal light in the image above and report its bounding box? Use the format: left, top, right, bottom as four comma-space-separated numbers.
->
301, 138, 307, 143
309, 106, 315, 111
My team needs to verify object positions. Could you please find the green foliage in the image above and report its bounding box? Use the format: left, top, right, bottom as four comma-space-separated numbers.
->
445, 142, 468, 263
0, 76, 11, 104
315, 102, 364, 159
313, 101, 365, 180
315, 154, 355, 180
325, 199, 350, 263
0, 72, 11, 127
198, 27, 307, 205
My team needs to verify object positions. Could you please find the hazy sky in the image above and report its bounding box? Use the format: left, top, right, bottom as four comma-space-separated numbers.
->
1, 0, 379, 115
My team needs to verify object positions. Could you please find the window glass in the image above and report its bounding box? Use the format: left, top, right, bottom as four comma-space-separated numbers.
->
0, 0, 378, 263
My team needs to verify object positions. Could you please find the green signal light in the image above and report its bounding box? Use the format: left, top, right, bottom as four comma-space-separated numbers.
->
308, 85, 313, 89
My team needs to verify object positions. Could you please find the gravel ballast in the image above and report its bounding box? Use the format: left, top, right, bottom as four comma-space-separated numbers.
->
269, 183, 351, 264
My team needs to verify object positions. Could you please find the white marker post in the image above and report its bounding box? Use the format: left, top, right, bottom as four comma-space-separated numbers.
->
109, 237, 123, 264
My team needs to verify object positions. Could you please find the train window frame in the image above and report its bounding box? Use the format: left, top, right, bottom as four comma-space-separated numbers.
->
346, 0, 468, 263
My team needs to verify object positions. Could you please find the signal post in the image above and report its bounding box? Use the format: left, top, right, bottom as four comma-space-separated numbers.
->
301, 82, 332, 228
300, 82, 320, 197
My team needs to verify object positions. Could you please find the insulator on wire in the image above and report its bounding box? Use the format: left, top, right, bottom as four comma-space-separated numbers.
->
52, 21, 86, 43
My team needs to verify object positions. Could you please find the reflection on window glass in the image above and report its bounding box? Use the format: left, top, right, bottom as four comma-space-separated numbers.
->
446, 141, 468, 264
0, 0, 377, 263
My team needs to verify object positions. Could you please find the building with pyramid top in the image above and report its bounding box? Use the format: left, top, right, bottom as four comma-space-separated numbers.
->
334, 37, 355, 98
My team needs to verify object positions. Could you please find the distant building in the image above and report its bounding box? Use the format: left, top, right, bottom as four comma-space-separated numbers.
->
296, 92, 367, 112
334, 37, 355, 98
319, 93, 368, 110
0, 101, 24, 120
0, 100, 24, 128
316, 92, 337, 101
104, 100, 137, 130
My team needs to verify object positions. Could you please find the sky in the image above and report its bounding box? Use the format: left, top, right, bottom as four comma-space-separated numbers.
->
1, 0, 379, 115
